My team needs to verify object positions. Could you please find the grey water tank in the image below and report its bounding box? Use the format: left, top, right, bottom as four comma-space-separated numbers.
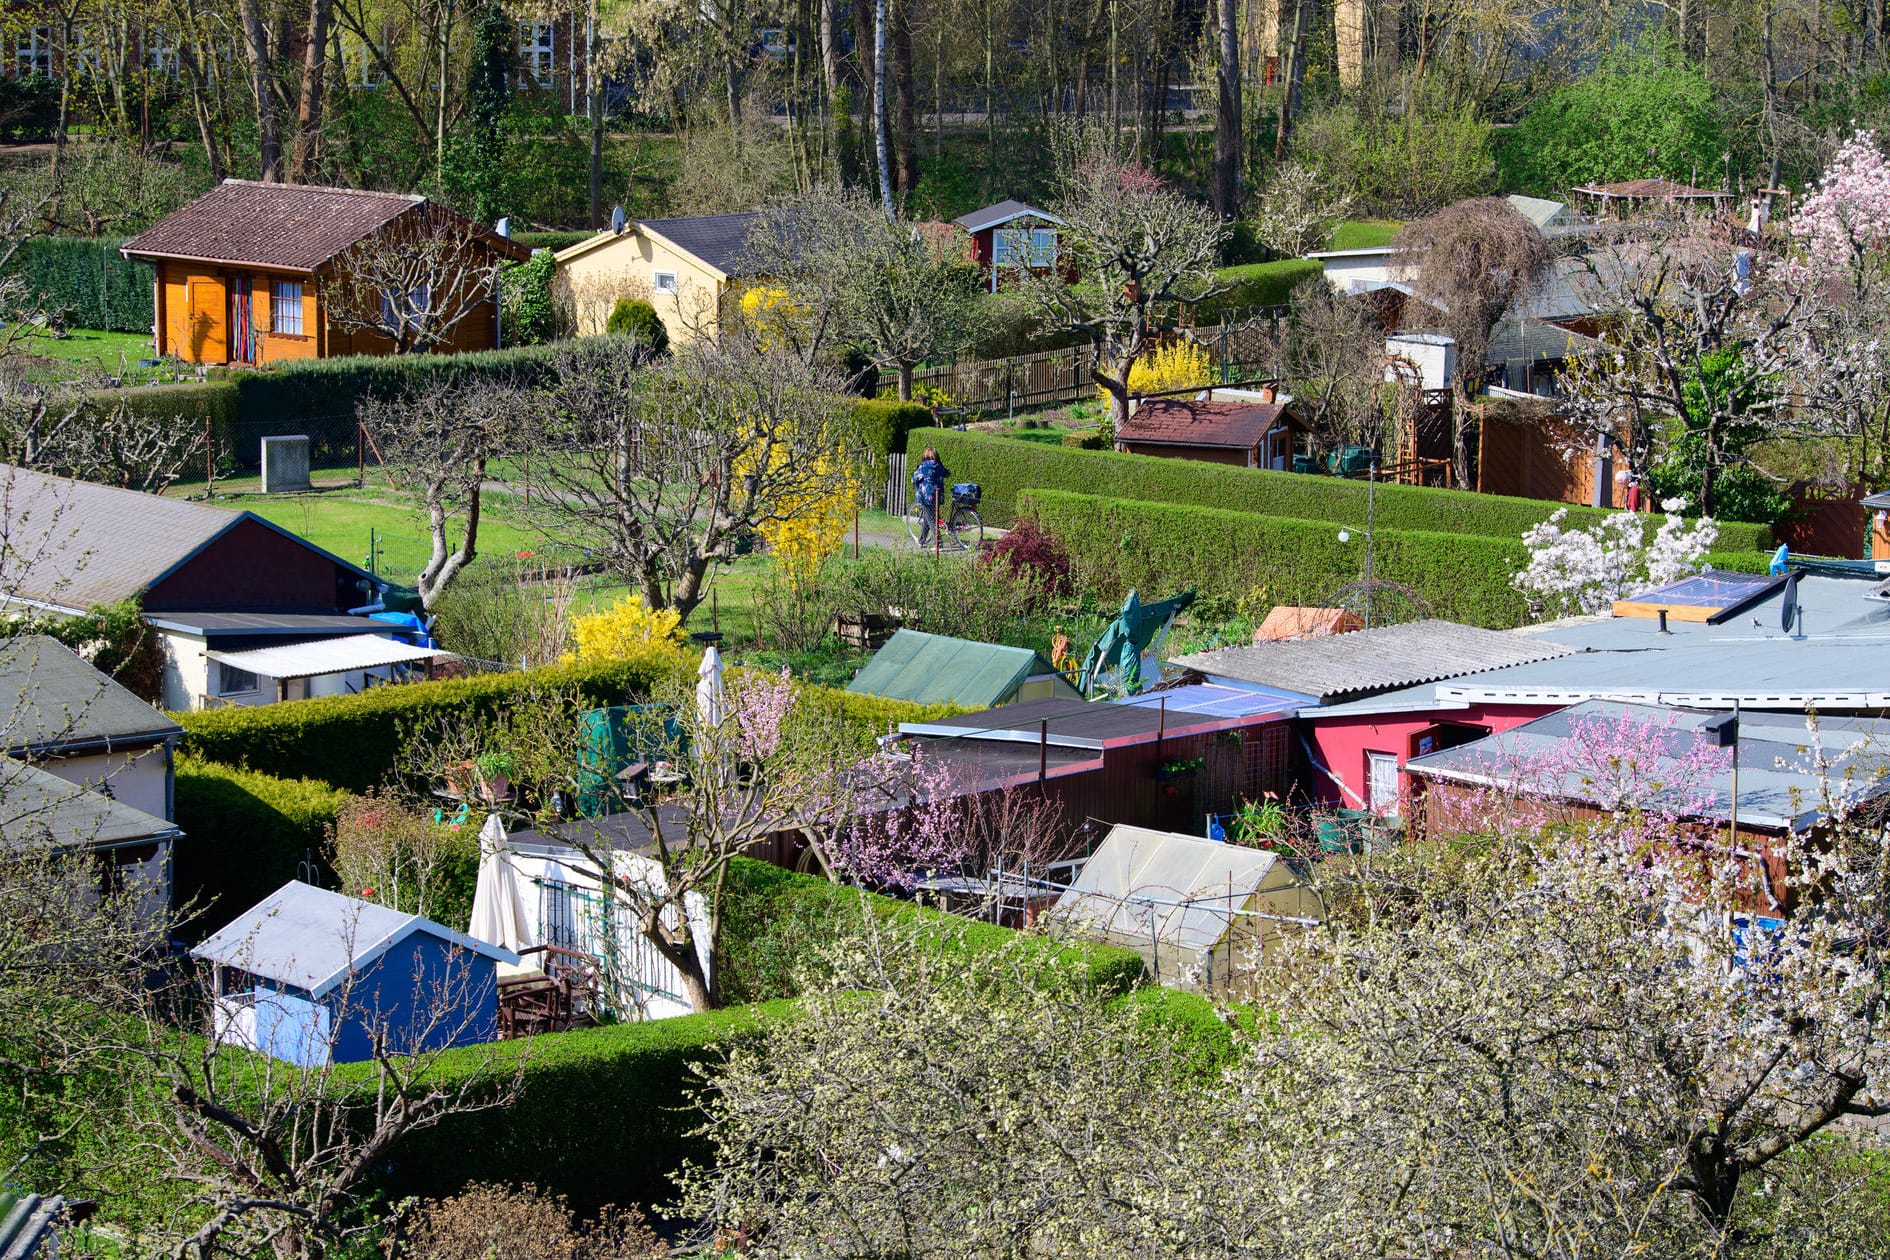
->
261, 435, 312, 493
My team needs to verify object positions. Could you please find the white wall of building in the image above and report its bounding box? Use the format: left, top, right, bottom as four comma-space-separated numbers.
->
45, 744, 172, 820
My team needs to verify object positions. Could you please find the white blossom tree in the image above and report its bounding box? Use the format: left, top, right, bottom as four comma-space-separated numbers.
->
1514, 501, 1718, 619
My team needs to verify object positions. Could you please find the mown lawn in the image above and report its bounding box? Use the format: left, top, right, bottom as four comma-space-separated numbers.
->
205, 488, 550, 583
15, 327, 163, 384
1328, 219, 1403, 250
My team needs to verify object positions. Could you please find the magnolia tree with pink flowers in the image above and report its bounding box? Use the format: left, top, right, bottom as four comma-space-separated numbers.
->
1514, 502, 1718, 619
1791, 129, 1890, 288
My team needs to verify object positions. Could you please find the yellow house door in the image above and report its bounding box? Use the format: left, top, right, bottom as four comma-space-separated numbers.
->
185, 273, 227, 364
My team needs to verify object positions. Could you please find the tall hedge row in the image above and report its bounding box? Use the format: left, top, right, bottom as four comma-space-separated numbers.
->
227, 341, 569, 425
4, 237, 154, 333
1020, 488, 1775, 629
172, 759, 349, 933
853, 397, 936, 487
931, 428, 1774, 551
174, 656, 960, 793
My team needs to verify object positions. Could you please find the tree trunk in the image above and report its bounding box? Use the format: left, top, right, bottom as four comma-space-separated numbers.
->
239, 0, 282, 181
178, 44, 227, 181
1274, 0, 1312, 162
874, 0, 894, 215
1450, 379, 1474, 490
1212, 0, 1241, 219
290, 0, 334, 182
897, 361, 915, 400
588, 0, 605, 228
892, 0, 916, 195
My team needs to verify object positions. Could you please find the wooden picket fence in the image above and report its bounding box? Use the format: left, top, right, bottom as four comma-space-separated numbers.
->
911, 345, 1101, 413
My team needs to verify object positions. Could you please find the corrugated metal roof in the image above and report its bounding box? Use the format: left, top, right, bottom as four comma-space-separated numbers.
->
1574, 178, 1728, 200
0, 635, 179, 752
637, 211, 762, 277
147, 612, 395, 638
1173, 620, 1577, 705
208, 635, 444, 680
1112, 683, 1302, 718
192, 880, 514, 998
847, 630, 1073, 708
1406, 700, 1890, 831
901, 692, 1294, 749
0, 759, 178, 854
951, 199, 1062, 234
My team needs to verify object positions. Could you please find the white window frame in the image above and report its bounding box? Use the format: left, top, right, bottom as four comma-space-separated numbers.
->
1366, 751, 1400, 817
17, 26, 53, 78
271, 280, 304, 336
518, 21, 554, 87
217, 662, 260, 697
1027, 227, 1057, 267
145, 29, 177, 76
992, 228, 1024, 268
652, 270, 678, 295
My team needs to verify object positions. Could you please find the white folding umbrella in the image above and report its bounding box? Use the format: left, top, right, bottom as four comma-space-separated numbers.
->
468, 814, 534, 957
696, 645, 727, 729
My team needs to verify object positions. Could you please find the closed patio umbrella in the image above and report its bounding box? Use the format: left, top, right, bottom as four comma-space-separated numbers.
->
469, 814, 534, 960
696, 645, 726, 729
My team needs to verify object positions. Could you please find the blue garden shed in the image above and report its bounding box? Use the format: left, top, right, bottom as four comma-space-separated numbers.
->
192, 881, 517, 1066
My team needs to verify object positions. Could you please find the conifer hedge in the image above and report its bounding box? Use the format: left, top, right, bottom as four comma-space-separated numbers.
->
4, 237, 154, 333
932, 428, 1775, 551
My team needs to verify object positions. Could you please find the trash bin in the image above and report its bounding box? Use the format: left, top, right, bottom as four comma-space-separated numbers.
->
1291, 454, 1319, 475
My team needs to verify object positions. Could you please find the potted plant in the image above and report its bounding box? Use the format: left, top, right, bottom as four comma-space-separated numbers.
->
1153, 756, 1204, 783
475, 751, 517, 804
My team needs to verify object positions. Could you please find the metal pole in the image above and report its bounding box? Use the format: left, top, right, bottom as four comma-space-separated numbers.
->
1038, 718, 1048, 786
1729, 699, 1740, 852
1155, 696, 1166, 758
1364, 460, 1377, 630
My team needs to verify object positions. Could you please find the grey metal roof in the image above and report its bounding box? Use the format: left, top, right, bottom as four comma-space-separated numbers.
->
145, 611, 394, 638
192, 880, 515, 998
1505, 194, 1568, 229
637, 211, 762, 277
952, 199, 1062, 234
1405, 700, 1890, 832
0, 635, 179, 753
1486, 317, 1600, 367
847, 629, 1075, 708
1174, 620, 1576, 705
0, 1190, 65, 1260
0, 759, 178, 854
0, 465, 240, 610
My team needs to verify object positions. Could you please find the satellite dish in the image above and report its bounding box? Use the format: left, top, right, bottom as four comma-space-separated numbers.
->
610, 205, 627, 235
1780, 571, 1801, 633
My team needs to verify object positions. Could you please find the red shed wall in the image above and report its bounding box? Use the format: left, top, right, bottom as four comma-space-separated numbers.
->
145, 518, 357, 613
1306, 702, 1560, 812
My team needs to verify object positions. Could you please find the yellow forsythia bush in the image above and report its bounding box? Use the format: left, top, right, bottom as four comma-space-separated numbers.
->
565, 594, 687, 667
738, 285, 812, 352
756, 451, 861, 588
1109, 338, 1213, 402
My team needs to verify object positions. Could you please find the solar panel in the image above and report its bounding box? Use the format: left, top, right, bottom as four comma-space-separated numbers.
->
1627, 571, 1775, 608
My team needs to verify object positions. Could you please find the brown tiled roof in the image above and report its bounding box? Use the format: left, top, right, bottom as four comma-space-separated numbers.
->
1254, 606, 1362, 642
1119, 398, 1299, 450
121, 180, 528, 272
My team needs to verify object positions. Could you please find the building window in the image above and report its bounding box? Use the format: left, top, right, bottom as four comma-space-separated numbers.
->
652, 271, 678, 295
1366, 751, 1400, 817
347, 33, 386, 87
217, 662, 259, 696
271, 280, 304, 335
518, 21, 553, 87
145, 29, 177, 76
992, 227, 1055, 269
380, 284, 431, 338
17, 26, 53, 78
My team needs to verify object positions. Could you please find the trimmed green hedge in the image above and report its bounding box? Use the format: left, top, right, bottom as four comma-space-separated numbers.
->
1199, 258, 1325, 316
4, 236, 154, 333
853, 397, 936, 487
228, 341, 568, 426
91, 380, 238, 430
716, 856, 1146, 1005
1021, 488, 1776, 629
932, 428, 1774, 551
175, 656, 960, 794
173, 759, 348, 933
512, 229, 593, 252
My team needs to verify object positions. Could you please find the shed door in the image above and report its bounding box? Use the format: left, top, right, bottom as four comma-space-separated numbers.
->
1367, 752, 1400, 816
186, 273, 227, 363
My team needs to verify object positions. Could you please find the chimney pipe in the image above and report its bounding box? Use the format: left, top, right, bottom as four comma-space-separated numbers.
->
1657, 609, 1670, 634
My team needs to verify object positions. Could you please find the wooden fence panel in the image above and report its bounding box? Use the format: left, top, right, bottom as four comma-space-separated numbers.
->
1780, 483, 1868, 558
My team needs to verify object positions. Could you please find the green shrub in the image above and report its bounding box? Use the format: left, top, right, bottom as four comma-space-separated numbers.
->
229, 342, 567, 423
1060, 428, 1106, 450
1327, 219, 1402, 250
174, 657, 958, 793
716, 857, 1144, 1006
2, 236, 154, 333
498, 247, 558, 346
930, 428, 1774, 551
1021, 488, 1776, 629
853, 397, 935, 485
4, 598, 165, 702
604, 298, 668, 354
173, 759, 349, 932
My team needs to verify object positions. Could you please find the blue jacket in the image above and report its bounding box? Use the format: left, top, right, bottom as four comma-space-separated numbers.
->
912, 457, 947, 506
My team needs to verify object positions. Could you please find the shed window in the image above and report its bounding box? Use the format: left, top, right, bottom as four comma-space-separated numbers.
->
217, 662, 259, 696
17, 26, 52, 78
652, 270, 678, 295
271, 280, 304, 335
993, 227, 1056, 269
1367, 751, 1400, 817
519, 21, 554, 86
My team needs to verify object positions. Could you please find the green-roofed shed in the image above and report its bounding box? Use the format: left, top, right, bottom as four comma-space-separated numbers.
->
846, 630, 1082, 709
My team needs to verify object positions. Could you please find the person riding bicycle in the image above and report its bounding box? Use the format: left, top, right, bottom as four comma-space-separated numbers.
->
912, 447, 948, 546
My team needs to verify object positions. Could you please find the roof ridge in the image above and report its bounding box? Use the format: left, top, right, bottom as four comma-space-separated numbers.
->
0, 463, 235, 520
218, 177, 425, 203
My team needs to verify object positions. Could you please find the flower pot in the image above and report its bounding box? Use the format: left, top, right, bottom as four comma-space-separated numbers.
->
444, 760, 475, 798
477, 773, 512, 804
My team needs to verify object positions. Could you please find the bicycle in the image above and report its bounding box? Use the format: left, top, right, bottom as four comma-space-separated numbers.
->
903, 482, 985, 551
